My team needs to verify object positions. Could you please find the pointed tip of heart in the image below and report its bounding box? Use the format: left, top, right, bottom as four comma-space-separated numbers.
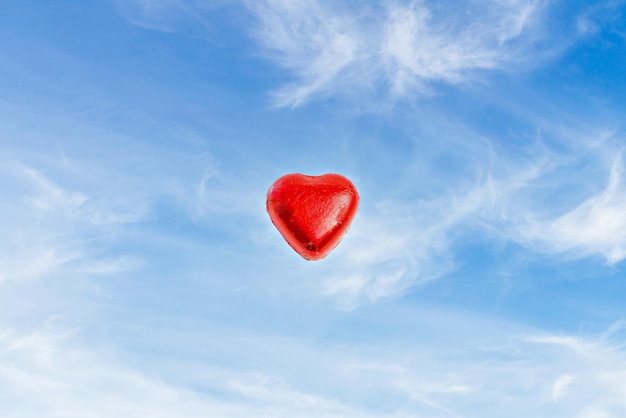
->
266, 173, 359, 261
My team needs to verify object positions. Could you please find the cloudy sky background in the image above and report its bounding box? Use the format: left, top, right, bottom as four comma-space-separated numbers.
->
2, 0, 626, 416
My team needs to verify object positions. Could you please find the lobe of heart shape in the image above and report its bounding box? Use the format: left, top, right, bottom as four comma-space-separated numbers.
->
266, 173, 359, 261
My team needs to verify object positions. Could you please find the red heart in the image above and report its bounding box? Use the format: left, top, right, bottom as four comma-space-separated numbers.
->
266, 173, 359, 261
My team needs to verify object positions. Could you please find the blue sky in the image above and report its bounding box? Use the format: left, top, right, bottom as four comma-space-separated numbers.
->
2, 0, 626, 416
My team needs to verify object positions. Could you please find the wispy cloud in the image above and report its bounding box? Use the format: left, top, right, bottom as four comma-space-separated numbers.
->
3, 313, 626, 417
113, 0, 233, 34
76, 256, 144, 275
519, 150, 626, 264
0, 325, 389, 418
575, 0, 626, 37
321, 180, 496, 308
246, 0, 362, 107
0, 166, 84, 283
552, 373, 576, 401
381, 0, 543, 95
525, 328, 626, 414
247, 0, 548, 106
0, 163, 147, 284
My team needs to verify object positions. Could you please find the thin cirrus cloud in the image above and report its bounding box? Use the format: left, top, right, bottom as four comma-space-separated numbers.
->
247, 0, 548, 106
0, 138, 162, 288
519, 150, 626, 264
2, 311, 626, 417
320, 181, 496, 308
112, 0, 233, 33
0, 165, 85, 284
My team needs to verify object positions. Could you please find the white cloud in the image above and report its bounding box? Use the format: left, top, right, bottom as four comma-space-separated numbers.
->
320, 178, 497, 308
0, 164, 147, 284
519, 151, 626, 264
3, 303, 626, 417
578, 407, 611, 418
0, 248, 81, 283
526, 329, 626, 415
552, 373, 576, 401
0, 166, 83, 283
76, 256, 144, 275
113, 0, 233, 34
247, 0, 547, 106
23, 166, 89, 212
0, 325, 396, 418
575, 1, 626, 37
381, 0, 541, 95
246, 0, 361, 107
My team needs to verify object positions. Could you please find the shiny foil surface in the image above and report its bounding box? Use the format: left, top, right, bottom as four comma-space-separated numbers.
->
266, 173, 359, 261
